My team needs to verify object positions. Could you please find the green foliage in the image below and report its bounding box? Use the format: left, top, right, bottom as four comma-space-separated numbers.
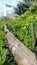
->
7, 6, 37, 52
0, 18, 17, 65
0, 5, 37, 65
14, 0, 37, 15
14, 0, 30, 15
0, 32, 8, 65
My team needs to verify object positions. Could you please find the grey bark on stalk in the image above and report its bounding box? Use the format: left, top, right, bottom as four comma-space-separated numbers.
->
4, 25, 36, 65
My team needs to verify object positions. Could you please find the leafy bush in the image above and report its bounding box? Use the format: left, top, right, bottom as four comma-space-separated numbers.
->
0, 18, 17, 65
0, 31, 8, 65
0, 5, 37, 65
7, 5, 37, 52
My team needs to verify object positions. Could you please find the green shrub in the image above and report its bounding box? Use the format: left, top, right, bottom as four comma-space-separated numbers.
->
0, 18, 17, 65
0, 5, 37, 65
7, 6, 37, 52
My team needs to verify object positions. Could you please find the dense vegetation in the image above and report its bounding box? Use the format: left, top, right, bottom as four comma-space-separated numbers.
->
14, 0, 30, 15
0, 5, 37, 65
14, 0, 37, 15
7, 5, 37, 52
0, 18, 17, 65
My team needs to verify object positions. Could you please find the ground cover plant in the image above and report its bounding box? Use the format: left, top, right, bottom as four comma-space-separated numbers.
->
0, 18, 17, 65
0, 5, 37, 65
7, 5, 37, 52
